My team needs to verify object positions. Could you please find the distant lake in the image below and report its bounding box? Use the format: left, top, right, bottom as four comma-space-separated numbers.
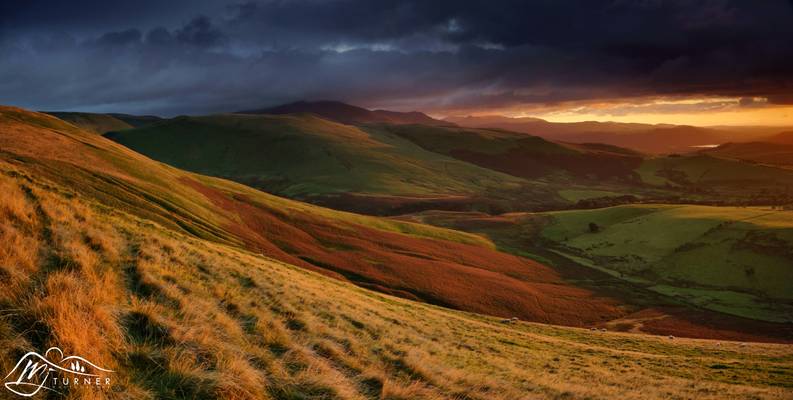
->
690, 144, 720, 148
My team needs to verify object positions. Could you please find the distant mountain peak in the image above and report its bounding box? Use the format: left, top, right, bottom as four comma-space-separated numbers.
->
237, 100, 449, 126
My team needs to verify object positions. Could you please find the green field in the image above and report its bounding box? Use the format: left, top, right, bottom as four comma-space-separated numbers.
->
412, 204, 793, 323
638, 155, 793, 189
533, 205, 793, 322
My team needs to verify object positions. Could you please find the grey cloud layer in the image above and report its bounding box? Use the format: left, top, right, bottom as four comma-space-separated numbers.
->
1, 0, 792, 115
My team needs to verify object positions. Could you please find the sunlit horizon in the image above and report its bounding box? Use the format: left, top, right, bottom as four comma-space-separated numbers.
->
438, 97, 793, 127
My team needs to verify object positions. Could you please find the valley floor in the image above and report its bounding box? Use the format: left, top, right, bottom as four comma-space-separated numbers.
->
400, 205, 793, 343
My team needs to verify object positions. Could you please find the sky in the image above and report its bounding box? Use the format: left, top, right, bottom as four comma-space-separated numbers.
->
1, 0, 792, 125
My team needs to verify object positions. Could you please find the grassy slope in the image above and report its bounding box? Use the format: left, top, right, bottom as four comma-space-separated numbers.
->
377, 124, 696, 205
381, 124, 644, 181
239, 100, 446, 126
2, 107, 485, 246
107, 113, 163, 128
45, 111, 134, 134
384, 124, 793, 204
106, 114, 526, 199
104, 113, 793, 214
542, 205, 793, 322
2, 115, 792, 400
413, 205, 793, 324
25, 106, 793, 328
638, 155, 793, 190
107, 114, 675, 212
701, 142, 793, 168
1, 106, 634, 328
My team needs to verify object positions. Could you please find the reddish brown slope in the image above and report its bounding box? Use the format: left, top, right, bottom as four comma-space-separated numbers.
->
1, 105, 623, 327
180, 176, 624, 326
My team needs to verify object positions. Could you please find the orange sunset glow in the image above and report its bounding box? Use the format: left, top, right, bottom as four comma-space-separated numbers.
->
449, 97, 793, 127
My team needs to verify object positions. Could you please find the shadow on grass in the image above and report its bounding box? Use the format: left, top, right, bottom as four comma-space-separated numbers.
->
122, 311, 174, 346
124, 351, 216, 400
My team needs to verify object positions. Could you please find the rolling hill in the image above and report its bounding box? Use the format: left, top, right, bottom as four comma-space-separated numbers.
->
105, 113, 536, 213
383, 123, 793, 206
45, 111, 134, 134
406, 205, 793, 326
107, 111, 690, 213
700, 142, 793, 168
239, 100, 448, 126
1, 106, 629, 328
106, 107, 793, 213
445, 115, 775, 154
44, 111, 162, 134
3, 164, 792, 400
379, 123, 645, 181
9, 106, 793, 336
637, 154, 793, 202
21, 104, 792, 340
108, 112, 163, 128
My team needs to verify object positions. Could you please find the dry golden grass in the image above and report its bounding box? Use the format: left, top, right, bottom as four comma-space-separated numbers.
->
1, 157, 792, 400
0, 176, 39, 296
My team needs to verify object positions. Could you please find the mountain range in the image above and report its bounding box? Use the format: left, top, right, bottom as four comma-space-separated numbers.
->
239, 100, 448, 126
444, 115, 784, 154
92, 102, 793, 216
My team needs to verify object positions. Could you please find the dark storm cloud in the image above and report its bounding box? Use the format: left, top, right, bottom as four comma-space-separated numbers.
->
0, 0, 791, 115
145, 28, 174, 46
175, 16, 225, 47
97, 29, 142, 47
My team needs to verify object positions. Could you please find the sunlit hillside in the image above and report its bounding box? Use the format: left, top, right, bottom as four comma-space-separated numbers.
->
1, 107, 633, 328
1, 107, 792, 399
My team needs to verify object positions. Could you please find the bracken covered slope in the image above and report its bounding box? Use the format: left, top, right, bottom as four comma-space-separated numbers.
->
0, 106, 624, 328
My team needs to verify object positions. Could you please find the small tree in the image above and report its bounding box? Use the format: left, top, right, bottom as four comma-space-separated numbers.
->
588, 222, 600, 233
